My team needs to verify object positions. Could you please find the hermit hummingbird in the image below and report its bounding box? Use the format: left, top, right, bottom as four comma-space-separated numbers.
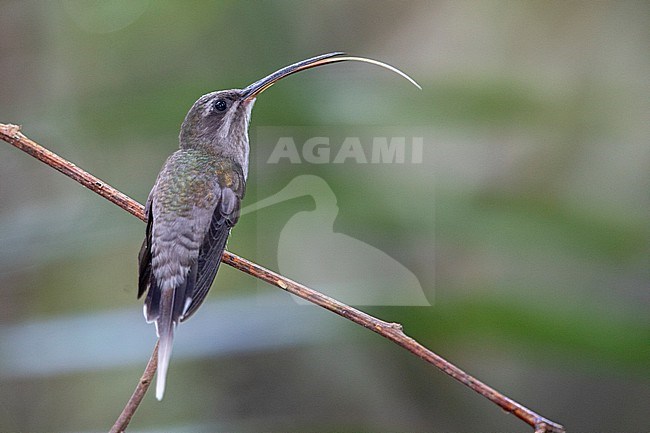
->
137, 52, 420, 400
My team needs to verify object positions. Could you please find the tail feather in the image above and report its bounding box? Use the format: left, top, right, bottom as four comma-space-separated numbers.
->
155, 288, 176, 401
144, 279, 161, 323
144, 265, 195, 400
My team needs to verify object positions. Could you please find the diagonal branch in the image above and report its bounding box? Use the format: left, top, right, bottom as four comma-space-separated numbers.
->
109, 342, 159, 433
0, 123, 565, 433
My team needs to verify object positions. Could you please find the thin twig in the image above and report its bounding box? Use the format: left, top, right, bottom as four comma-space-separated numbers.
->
109, 342, 159, 433
0, 123, 565, 433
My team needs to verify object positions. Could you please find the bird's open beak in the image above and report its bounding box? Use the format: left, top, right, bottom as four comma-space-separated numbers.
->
242, 52, 420, 102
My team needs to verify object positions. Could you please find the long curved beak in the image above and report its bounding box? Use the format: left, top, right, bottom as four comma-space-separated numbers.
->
242, 52, 420, 102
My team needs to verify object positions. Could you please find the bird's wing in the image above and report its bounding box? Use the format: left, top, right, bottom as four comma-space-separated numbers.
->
137, 154, 244, 399
180, 165, 245, 321
137, 193, 154, 299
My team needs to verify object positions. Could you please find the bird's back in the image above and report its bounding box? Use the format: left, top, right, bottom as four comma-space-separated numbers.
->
138, 148, 246, 399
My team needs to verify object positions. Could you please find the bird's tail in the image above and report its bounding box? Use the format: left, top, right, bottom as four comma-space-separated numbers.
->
155, 287, 176, 401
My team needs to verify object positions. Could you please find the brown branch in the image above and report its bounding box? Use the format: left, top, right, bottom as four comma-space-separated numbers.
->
109, 342, 159, 433
0, 123, 565, 433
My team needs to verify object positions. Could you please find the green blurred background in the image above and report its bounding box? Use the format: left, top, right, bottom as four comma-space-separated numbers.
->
1, 1, 649, 432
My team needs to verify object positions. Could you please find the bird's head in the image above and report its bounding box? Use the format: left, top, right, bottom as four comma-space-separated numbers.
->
179, 52, 421, 153
179, 89, 253, 151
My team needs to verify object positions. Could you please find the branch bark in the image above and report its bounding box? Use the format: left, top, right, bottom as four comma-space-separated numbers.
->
1, 123, 565, 433
109, 342, 159, 433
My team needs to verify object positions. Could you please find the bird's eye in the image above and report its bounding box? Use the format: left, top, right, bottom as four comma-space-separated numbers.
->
213, 99, 227, 112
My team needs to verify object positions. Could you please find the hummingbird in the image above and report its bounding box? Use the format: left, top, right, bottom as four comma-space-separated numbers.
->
137, 52, 420, 400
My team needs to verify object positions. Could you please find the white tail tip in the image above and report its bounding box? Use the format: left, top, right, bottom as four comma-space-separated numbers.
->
155, 376, 166, 401
155, 332, 174, 400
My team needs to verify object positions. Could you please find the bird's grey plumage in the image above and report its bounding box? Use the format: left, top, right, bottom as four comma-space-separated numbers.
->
136, 52, 420, 401
138, 90, 249, 400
